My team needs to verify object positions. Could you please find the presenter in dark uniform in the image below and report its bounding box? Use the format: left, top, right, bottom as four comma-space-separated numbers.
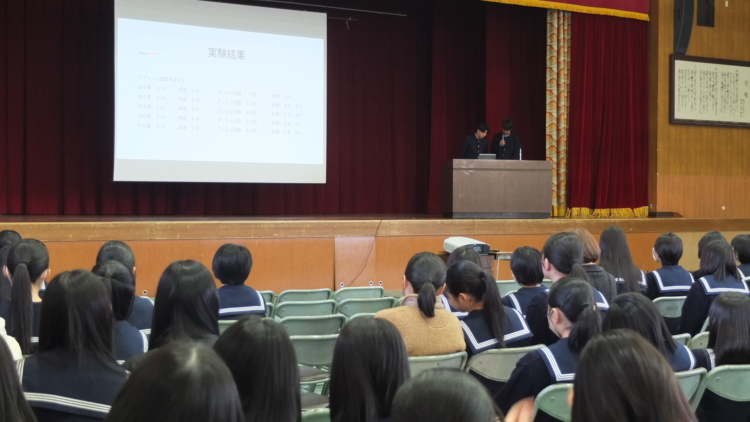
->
458, 123, 489, 159
491, 119, 521, 160
494, 277, 601, 420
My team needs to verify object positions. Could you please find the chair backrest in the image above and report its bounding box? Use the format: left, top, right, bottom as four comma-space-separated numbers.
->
542, 279, 554, 289
289, 334, 339, 367
277, 288, 333, 304
705, 365, 750, 401
274, 300, 337, 319
260, 290, 275, 305
335, 297, 395, 317
496, 280, 519, 297
301, 408, 331, 422
688, 331, 710, 349
533, 383, 573, 422
333, 286, 385, 302
346, 312, 377, 321
464, 345, 544, 382
672, 333, 691, 345
408, 351, 468, 376
653, 296, 687, 318
675, 368, 708, 412
266, 302, 275, 318
218, 319, 237, 334
279, 314, 347, 336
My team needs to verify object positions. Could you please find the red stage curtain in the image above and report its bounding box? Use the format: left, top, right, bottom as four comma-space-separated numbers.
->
567, 13, 648, 212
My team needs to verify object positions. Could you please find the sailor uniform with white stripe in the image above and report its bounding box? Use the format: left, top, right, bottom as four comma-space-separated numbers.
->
645, 265, 694, 300
679, 274, 750, 335
113, 320, 148, 363
615, 270, 648, 295
666, 340, 696, 371
738, 263, 750, 286
18, 350, 128, 421
458, 308, 532, 356
691, 348, 716, 371
501, 285, 548, 317
126, 296, 154, 338
525, 288, 609, 346
494, 338, 579, 416
218, 284, 266, 319
0, 300, 42, 349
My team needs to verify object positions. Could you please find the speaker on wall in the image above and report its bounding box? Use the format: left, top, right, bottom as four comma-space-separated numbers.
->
674, 0, 694, 54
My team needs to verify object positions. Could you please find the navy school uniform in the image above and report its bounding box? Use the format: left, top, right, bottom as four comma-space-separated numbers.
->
459, 308, 532, 356
113, 320, 148, 363
692, 348, 716, 371
679, 275, 750, 336
217, 284, 266, 319
501, 285, 549, 318
0, 300, 42, 348
666, 340, 696, 371
691, 348, 750, 421
615, 270, 647, 295
441, 295, 468, 318
19, 350, 128, 422
127, 296, 154, 337
525, 288, 609, 346
645, 265, 694, 300
737, 263, 750, 286
494, 337, 577, 420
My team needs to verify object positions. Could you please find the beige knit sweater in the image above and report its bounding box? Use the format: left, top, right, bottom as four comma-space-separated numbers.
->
375, 295, 465, 357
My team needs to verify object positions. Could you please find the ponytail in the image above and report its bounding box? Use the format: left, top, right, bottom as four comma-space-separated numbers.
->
92, 260, 136, 321
569, 263, 589, 282
10, 263, 33, 354
481, 270, 507, 347
568, 305, 601, 353
416, 282, 437, 318
548, 277, 601, 354
446, 261, 507, 345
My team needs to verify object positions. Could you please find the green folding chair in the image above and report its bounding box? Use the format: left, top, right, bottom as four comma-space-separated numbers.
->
301, 408, 331, 422
218, 319, 238, 334
672, 333, 691, 345
332, 286, 385, 302
409, 351, 468, 376
335, 297, 395, 317
533, 383, 573, 422
260, 290, 275, 305
496, 280, 519, 297
705, 365, 750, 403
464, 344, 543, 383
688, 331, 710, 349
277, 288, 332, 304
274, 300, 337, 319
675, 367, 708, 411
279, 314, 347, 336
653, 296, 687, 318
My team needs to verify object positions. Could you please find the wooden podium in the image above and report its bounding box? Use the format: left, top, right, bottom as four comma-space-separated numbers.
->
442, 159, 552, 219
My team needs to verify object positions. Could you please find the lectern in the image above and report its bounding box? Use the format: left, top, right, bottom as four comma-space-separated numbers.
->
442, 159, 552, 219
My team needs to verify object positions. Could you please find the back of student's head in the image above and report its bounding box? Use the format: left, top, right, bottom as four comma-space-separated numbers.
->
697, 231, 727, 259
708, 292, 750, 366
446, 260, 507, 346
446, 246, 482, 268
391, 369, 501, 422
697, 239, 738, 281
0, 230, 21, 249
404, 252, 446, 318
39, 270, 115, 364
96, 241, 136, 275
0, 338, 35, 422
105, 343, 244, 422
330, 316, 409, 422
548, 277, 601, 353
599, 225, 641, 293
602, 293, 676, 357
6, 239, 49, 354
150, 260, 219, 350
510, 246, 543, 286
731, 234, 750, 265
0, 230, 22, 302
213, 316, 300, 422
654, 233, 683, 266
92, 260, 135, 321
569, 228, 600, 263
542, 232, 587, 280
212, 243, 252, 286
573, 329, 696, 422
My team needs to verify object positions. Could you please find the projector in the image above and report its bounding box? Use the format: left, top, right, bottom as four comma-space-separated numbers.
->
444, 237, 490, 255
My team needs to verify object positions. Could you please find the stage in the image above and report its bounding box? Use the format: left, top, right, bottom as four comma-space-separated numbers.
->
2, 216, 749, 295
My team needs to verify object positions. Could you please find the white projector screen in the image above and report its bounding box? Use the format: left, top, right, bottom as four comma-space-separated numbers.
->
114, 0, 327, 183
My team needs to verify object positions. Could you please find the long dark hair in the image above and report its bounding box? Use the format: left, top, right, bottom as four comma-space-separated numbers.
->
150, 260, 219, 350
330, 317, 409, 422
96, 241, 136, 273
697, 231, 727, 259
391, 369, 501, 422
0, 230, 22, 302
697, 240, 739, 281
105, 343, 244, 422
92, 260, 136, 321
602, 293, 676, 357
573, 329, 696, 422
542, 232, 588, 280
707, 292, 750, 366
404, 252, 446, 318
599, 226, 642, 293
6, 239, 48, 354
0, 337, 35, 422
214, 316, 301, 422
548, 277, 601, 353
39, 270, 118, 368
446, 261, 507, 346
